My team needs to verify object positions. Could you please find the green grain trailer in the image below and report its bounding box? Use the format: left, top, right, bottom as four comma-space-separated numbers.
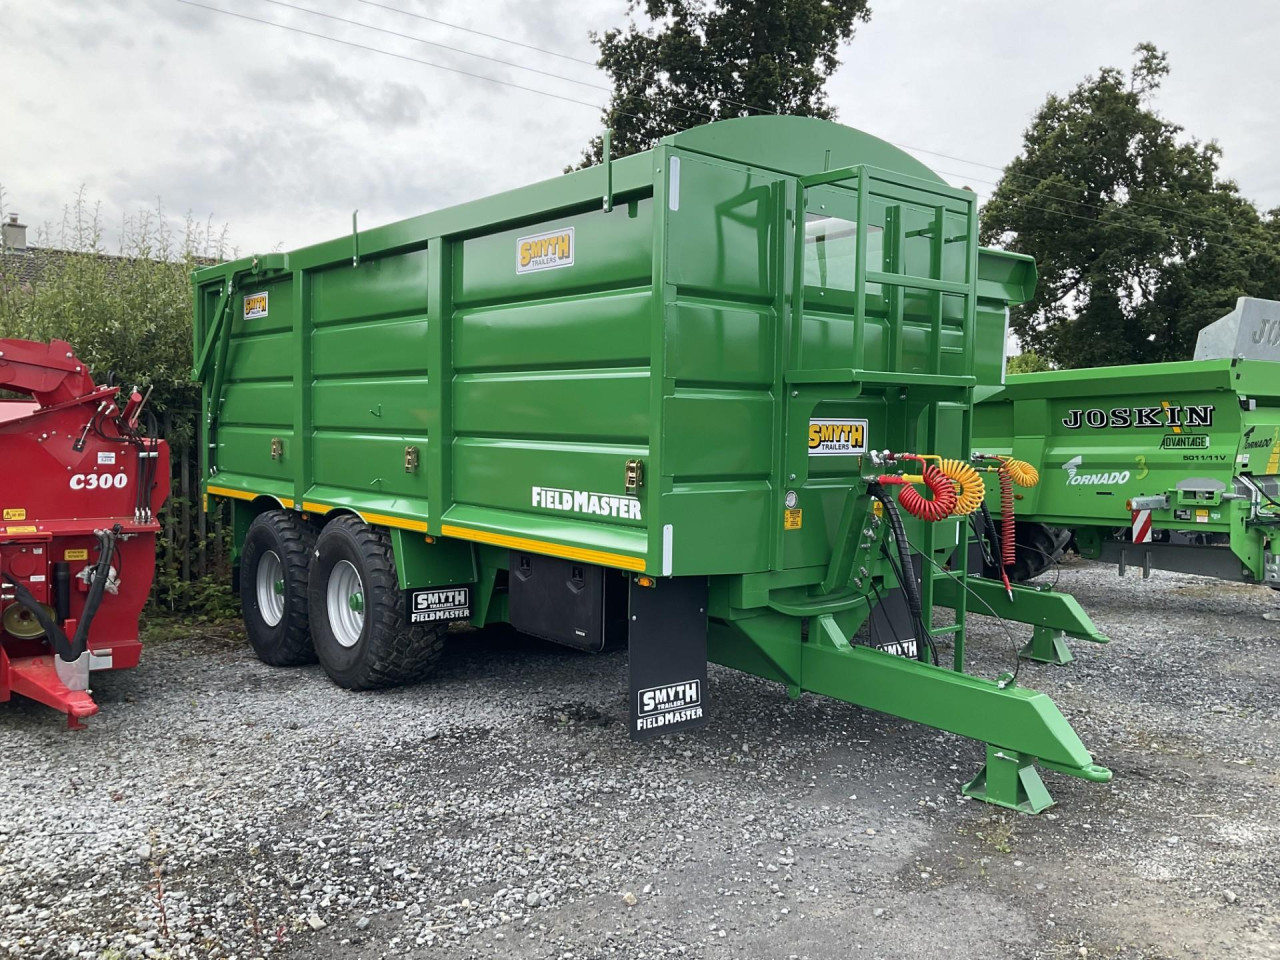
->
974, 298, 1280, 661
194, 116, 1110, 813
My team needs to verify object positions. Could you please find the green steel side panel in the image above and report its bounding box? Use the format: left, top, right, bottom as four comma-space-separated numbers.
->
665, 155, 779, 299
215, 428, 293, 484
666, 302, 775, 387
660, 482, 773, 572
661, 391, 774, 479
305, 252, 433, 516
658, 152, 784, 575
444, 199, 656, 560
231, 277, 293, 337
225, 333, 292, 382
311, 248, 431, 326
454, 201, 653, 305
452, 438, 649, 524
311, 378, 431, 432
454, 370, 650, 442
208, 275, 297, 485
454, 288, 652, 371
219, 382, 294, 427
312, 315, 429, 378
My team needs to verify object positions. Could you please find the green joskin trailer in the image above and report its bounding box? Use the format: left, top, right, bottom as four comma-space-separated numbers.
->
973, 298, 1280, 663
194, 115, 1111, 813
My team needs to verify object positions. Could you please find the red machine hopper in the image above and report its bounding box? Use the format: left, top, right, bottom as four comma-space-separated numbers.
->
0, 339, 170, 727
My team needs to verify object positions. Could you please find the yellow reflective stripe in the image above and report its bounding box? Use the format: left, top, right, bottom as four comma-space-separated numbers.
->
359, 511, 429, 533
302, 501, 333, 514
206, 485, 254, 502
440, 524, 646, 572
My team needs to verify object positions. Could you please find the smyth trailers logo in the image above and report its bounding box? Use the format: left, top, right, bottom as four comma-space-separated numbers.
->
517, 227, 574, 274
406, 586, 471, 624
807, 418, 868, 456
635, 679, 703, 732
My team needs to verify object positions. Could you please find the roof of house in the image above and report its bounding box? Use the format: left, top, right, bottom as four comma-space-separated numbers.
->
0, 245, 220, 291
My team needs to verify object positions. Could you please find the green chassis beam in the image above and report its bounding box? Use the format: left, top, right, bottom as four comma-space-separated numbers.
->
709, 617, 1112, 783
933, 575, 1110, 644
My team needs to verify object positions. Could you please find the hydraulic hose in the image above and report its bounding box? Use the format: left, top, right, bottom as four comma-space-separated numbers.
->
937, 458, 985, 516
1, 527, 118, 662
894, 463, 957, 522
868, 484, 931, 663
976, 502, 1002, 566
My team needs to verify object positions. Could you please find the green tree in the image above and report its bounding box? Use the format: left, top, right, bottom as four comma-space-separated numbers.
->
1006, 350, 1051, 374
0, 190, 237, 616
980, 44, 1280, 368
577, 0, 871, 167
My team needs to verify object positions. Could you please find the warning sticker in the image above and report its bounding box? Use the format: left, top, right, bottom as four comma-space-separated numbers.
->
2, 508, 25, 521
808, 418, 868, 456
243, 292, 269, 320
784, 508, 802, 530
64, 548, 89, 561
4, 525, 37, 535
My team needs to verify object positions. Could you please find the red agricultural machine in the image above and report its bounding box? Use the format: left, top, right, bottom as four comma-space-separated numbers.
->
0, 339, 169, 727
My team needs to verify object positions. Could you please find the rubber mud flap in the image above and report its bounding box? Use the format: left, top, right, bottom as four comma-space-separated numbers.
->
628, 576, 709, 740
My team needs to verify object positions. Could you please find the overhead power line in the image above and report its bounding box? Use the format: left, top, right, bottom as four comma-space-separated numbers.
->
175, 0, 722, 126
341, 2, 1250, 238
174, 0, 609, 111
173, 0, 1251, 255
352, 0, 599, 67
257, 0, 611, 92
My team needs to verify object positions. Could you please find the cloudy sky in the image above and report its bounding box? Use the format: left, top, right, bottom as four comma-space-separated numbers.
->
2, 0, 1277, 256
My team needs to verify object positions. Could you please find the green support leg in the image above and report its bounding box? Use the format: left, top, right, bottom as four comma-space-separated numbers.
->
1019, 625, 1075, 665
933, 576, 1110, 646
963, 745, 1054, 814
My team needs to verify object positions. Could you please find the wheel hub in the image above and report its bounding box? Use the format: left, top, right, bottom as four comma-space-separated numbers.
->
256, 551, 286, 627
326, 560, 365, 648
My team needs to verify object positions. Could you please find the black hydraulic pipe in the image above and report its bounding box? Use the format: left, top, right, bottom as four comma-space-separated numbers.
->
869, 484, 931, 663
1, 527, 118, 662
53, 562, 71, 622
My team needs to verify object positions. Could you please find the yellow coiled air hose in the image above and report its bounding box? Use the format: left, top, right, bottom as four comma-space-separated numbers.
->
938, 458, 985, 515
1001, 457, 1040, 487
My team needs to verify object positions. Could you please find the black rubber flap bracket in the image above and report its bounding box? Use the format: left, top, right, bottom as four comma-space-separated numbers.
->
628, 576, 709, 740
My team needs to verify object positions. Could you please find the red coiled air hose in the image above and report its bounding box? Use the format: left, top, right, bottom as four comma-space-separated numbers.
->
998, 466, 1016, 569
897, 463, 958, 521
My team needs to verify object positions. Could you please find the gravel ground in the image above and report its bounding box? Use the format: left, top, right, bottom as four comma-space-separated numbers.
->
1, 558, 1278, 960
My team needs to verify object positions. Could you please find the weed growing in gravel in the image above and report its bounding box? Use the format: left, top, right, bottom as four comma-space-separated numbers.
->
975, 818, 1017, 854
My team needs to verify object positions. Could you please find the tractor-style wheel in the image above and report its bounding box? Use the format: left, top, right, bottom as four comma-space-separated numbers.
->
307, 515, 445, 690
239, 510, 317, 666
1009, 522, 1072, 583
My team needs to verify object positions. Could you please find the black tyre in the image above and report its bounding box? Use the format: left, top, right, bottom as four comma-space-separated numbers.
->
1009, 522, 1071, 583
307, 514, 445, 690
239, 510, 317, 666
